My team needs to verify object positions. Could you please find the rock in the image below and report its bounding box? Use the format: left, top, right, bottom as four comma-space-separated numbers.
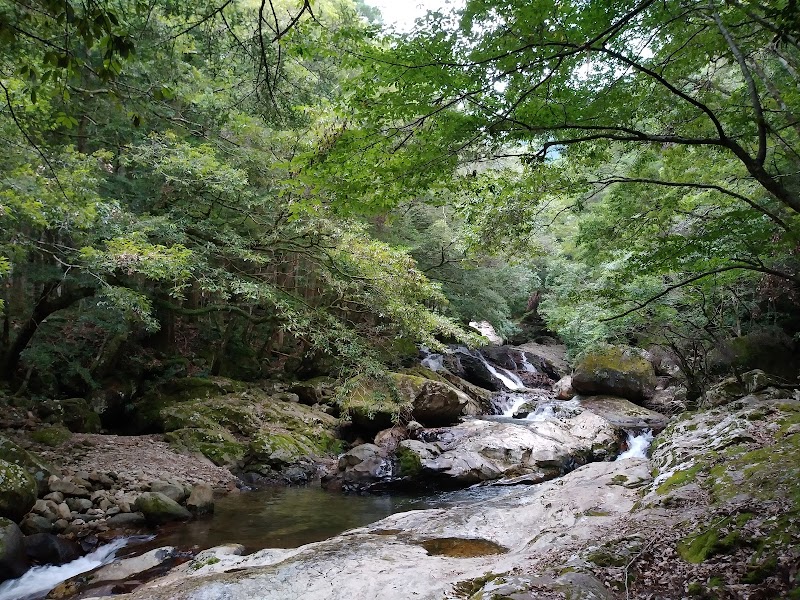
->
572, 345, 657, 401
394, 412, 618, 485
449, 349, 508, 391
646, 385, 688, 415
134, 492, 192, 524
92, 546, 177, 583
338, 444, 392, 486
468, 320, 504, 344
150, 481, 187, 504
0, 459, 37, 521
20, 514, 54, 535
55, 503, 71, 521
374, 426, 408, 452
31, 499, 56, 520
344, 373, 469, 432
48, 477, 90, 497
288, 377, 336, 406
186, 484, 214, 516
59, 398, 102, 433
107, 512, 147, 529
23, 533, 81, 565
553, 375, 575, 400
703, 369, 779, 407
65, 497, 93, 512
0, 518, 28, 581
43, 491, 64, 503
576, 395, 669, 432
471, 573, 614, 600
0, 436, 53, 495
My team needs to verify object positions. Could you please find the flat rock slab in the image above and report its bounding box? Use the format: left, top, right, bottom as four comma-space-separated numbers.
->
576, 395, 669, 432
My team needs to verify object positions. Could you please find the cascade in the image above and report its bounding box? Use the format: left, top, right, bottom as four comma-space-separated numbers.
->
616, 430, 654, 460
456, 347, 525, 391
518, 352, 538, 373
0, 537, 140, 600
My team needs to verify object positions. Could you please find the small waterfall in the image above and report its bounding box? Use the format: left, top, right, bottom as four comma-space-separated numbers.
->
495, 392, 531, 417
420, 352, 444, 372
616, 430, 654, 460
518, 353, 538, 374
456, 348, 525, 391
0, 537, 135, 600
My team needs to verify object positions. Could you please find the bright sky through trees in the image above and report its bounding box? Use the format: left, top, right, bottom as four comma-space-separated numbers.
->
367, 0, 462, 31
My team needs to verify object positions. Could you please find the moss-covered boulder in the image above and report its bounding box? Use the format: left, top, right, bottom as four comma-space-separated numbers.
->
0, 460, 37, 521
59, 398, 102, 433
342, 373, 469, 433
134, 492, 191, 524
0, 436, 54, 494
0, 517, 28, 581
164, 428, 247, 467
572, 345, 657, 402
702, 369, 779, 407
288, 377, 337, 407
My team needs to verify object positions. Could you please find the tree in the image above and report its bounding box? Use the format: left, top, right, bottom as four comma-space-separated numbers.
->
309, 0, 799, 337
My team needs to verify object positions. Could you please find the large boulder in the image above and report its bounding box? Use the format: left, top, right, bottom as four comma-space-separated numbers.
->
0, 518, 28, 581
133, 492, 191, 524
0, 460, 37, 521
394, 411, 619, 485
576, 395, 669, 433
337, 444, 392, 488
186, 484, 214, 516
23, 533, 81, 565
572, 345, 657, 402
342, 373, 469, 433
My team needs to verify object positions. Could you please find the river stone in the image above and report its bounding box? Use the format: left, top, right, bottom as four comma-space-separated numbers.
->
107, 512, 147, 529
572, 345, 657, 402
0, 517, 28, 581
66, 497, 93, 512
186, 484, 214, 516
338, 444, 391, 484
20, 514, 54, 535
92, 546, 177, 583
134, 492, 191, 524
576, 395, 669, 432
553, 375, 575, 400
48, 477, 90, 497
23, 533, 81, 565
0, 459, 37, 521
150, 481, 187, 504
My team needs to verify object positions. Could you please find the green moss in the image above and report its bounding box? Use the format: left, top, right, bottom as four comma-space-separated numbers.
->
743, 556, 777, 583
29, 425, 71, 446
657, 464, 703, 495
687, 582, 704, 596
396, 446, 422, 477
678, 518, 743, 563
610, 474, 629, 485
165, 428, 246, 466
587, 549, 627, 567
190, 555, 221, 571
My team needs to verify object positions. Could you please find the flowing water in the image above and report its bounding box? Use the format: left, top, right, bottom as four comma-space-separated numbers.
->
0, 537, 145, 600
616, 429, 654, 460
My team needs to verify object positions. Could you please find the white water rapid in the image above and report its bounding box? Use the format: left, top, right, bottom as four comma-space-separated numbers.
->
518, 353, 538, 374
458, 348, 525, 391
0, 537, 135, 600
616, 429, 654, 460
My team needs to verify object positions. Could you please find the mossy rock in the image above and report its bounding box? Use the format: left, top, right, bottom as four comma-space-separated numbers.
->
678, 517, 745, 563
164, 428, 247, 467
161, 396, 261, 436
134, 491, 191, 524
396, 445, 422, 477
0, 435, 54, 494
0, 459, 37, 521
247, 429, 334, 467
572, 345, 657, 402
29, 425, 72, 447
59, 398, 102, 433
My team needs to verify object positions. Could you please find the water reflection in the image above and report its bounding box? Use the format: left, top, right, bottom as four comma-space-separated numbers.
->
137, 484, 513, 554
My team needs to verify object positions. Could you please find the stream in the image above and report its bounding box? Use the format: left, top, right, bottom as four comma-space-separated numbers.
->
1, 349, 655, 600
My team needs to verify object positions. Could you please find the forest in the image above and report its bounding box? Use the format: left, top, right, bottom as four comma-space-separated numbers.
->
0, 0, 798, 599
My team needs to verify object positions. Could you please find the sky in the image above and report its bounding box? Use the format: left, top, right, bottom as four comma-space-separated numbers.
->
366, 0, 461, 32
